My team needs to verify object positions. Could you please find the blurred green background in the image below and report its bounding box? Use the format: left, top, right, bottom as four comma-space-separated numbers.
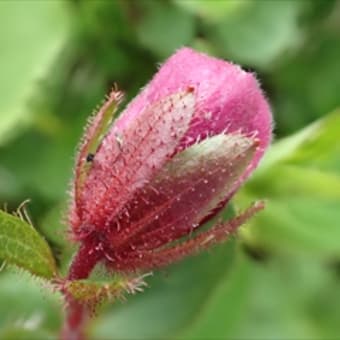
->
1, 0, 340, 339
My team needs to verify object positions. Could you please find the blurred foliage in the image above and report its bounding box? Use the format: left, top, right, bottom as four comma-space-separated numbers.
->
0, 0, 339, 339
238, 109, 340, 257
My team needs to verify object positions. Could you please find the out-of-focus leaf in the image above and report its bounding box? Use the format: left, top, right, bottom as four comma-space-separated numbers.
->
173, 0, 247, 22
76, 0, 131, 42
176, 251, 251, 339
92, 241, 236, 339
0, 327, 54, 340
258, 109, 340, 173
72, 0, 137, 79
243, 196, 340, 256
39, 202, 75, 276
0, 166, 21, 201
0, 270, 61, 332
0, 1, 69, 145
228, 256, 340, 339
302, 0, 338, 24
137, 2, 195, 57
180, 254, 340, 339
0, 67, 108, 201
212, 0, 304, 68
0, 130, 73, 201
98, 251, 340, 339
273, 34, 340, 135
0, 210, 57, 279
238, 110, 340, 256
177, 253, 340, 339
40, 203, 68, 249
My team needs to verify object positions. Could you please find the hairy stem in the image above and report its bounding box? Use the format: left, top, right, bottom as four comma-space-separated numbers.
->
61, 237, 103, 340
61, 297, 87, 340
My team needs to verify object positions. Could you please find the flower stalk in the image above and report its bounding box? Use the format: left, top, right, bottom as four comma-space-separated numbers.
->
61, 47, 272, 339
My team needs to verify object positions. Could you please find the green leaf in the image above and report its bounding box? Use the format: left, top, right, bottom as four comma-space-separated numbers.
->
228, 255, 340, 339
173, 0, 247, 22
0, 270, 61, 331
259, 109, 340, 172
137, 1, 195, 57
273, 33, 340, 135
0, 93, 105, 201
243, 196, 340, 256
179, 254, 340, 339
278, 110, 340, 172
0, 210, 57, 279
176, 251, 251, 339
0, 327, 54, 340
0, 1, 69, 145
212, 0, 304, 68
238, 110, 340, 256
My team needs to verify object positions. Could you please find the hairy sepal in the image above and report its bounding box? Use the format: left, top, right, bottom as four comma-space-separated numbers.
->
106, 133, 258, 264
71, 89, 124, 230
76, 88, 196, 235
158, 132, 259, 222
75, 89, 123, 204
110, 202, 264, 272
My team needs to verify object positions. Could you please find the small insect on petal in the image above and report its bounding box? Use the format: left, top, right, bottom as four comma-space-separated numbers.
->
86, 153, 95, 163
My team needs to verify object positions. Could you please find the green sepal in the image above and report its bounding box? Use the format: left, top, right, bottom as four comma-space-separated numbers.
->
65, 274, 149, 311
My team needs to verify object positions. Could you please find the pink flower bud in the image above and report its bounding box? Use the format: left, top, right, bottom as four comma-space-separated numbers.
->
68, 48, 272, 275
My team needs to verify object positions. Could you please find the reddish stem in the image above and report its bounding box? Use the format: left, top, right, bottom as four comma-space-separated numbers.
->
61, 237, 103, 340
68, 237, 103, 281
61, 297, 87, 340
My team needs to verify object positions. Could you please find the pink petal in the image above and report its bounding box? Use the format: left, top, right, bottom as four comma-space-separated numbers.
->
115, 47, 272, 173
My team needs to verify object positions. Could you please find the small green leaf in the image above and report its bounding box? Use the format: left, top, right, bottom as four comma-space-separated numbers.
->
0, 210, 57, 279
137, 2, 195, 57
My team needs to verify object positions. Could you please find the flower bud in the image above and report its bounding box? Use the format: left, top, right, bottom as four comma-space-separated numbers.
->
69, 48, 272, 274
